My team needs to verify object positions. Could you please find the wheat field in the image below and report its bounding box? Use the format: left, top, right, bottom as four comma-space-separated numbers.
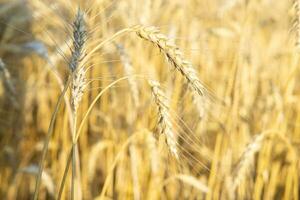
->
0, 0, 299, 199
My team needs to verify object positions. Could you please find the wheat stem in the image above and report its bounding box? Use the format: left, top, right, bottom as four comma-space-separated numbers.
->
33, 76, 71, 200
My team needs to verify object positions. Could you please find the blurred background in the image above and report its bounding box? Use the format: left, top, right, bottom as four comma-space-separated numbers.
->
0, 0, 299, 199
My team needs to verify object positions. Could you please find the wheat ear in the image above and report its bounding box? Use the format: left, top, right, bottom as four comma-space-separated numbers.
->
134, 25, 209, 117
148, 80, 178, 159
69, 8, 87, 200
69, 8, 87, 72
232, 131, 297, 193
232, 133, 267, 191
70, 8, 87, 112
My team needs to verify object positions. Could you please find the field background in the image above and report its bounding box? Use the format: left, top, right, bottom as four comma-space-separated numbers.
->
0, 0, 299, 199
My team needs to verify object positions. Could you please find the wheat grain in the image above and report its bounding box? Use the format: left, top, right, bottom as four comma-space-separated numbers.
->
148, 79, 178, 159
134, 25, 209, 118
71, 66, 87, 113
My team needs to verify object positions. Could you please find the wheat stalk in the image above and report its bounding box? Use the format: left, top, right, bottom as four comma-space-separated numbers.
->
134, 25, 209, 118
68, 8, 87, 200
148, 79, 178, 160
34, 76, 71, 200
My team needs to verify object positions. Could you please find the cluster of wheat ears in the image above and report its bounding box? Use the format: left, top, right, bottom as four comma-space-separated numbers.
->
0, 0, 300, 199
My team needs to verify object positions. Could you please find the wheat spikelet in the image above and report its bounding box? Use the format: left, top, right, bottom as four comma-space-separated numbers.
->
148, 80, 178, 160
134, 25, 209, 117
71, 67, 87, 112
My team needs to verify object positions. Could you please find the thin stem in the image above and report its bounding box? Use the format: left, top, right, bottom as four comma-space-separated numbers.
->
33, 76, 71, 200
57, 149, 73, 200
71, 112, 77, 200
57, 75, 146, 198
82, 28, 132, 64
76, 75, 145, 141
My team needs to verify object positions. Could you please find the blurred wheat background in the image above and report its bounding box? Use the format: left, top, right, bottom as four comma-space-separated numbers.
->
0, 0, 299, 199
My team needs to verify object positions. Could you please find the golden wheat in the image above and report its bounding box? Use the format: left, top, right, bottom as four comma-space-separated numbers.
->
1, 1, 299, 199
149, 79, 179, 160
134, 25, 210, 117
